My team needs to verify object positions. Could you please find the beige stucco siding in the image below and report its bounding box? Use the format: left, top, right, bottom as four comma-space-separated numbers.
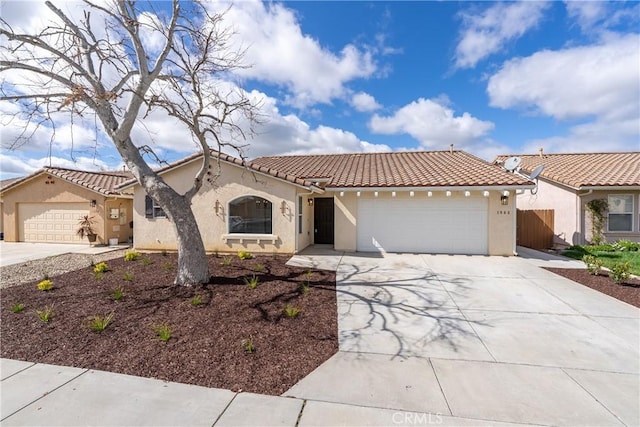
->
0, 173, 121, 245
327, 190, 514, 256
515, 179, 640, 245
516, 179, 579, 246
581, 190, 640, 244
132, 160, 299, 253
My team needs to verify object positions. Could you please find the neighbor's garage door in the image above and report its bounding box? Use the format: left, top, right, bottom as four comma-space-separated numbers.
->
19, 203, 89, 243
357, 197, 488, 254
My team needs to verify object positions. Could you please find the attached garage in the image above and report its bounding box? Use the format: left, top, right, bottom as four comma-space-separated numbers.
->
357, 196, 488, 254
19, 203, 89, 243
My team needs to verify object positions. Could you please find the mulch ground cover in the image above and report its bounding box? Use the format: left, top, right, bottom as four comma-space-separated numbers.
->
545, 268, 639, 308
0, 253, 338, 395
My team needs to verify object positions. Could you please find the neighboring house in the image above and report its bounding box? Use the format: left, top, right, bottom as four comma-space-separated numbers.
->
1, 167, 134, 245
0, 177, 21, 239
495, 152, 640, 247
119, 150, 533, 256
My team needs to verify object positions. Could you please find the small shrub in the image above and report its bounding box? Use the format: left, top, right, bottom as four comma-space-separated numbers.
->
141, 256, 153, 266
161, 262, 173, 270
94, 271, 104, 280
612, 240, 640, 252
300, 283, 311, 295
254, 263, 264, 272
37, 279, 54, 291
152, 323, 172, 342
124, 250, 141, 261
237, 250, 252, 260
244, 274, 259, 289
112, 285, 125, 301
284, 304, 301, 318
35, 305, 54, 322
582, 255, 603, 276
610, 262, 631, 284
93, 262, 109, 273
242, 336, 255, 353
11, 303, 25, 313
85, 312, 114, 332
221, 256, 232, 267
190, 294, 203, 306
122, 271, 134, 281
589, 244, 615, 252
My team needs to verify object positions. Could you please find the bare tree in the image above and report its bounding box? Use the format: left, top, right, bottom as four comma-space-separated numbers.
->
0, 1, 259, 285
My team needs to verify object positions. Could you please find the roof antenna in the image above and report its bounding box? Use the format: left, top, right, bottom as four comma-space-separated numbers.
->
449, 144, 454, 154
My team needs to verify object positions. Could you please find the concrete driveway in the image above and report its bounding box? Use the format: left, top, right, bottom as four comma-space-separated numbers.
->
0, 242, 125, 267
286, 251, 640, 426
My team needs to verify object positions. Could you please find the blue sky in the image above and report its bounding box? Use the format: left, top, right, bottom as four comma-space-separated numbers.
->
1, 1, 639, 179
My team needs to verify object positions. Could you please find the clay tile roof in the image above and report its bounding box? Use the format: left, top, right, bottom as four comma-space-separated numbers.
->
494, 152, 640, 189
1, 167, 133, 196
116, 150, 319, 191
252, 150, 532, 188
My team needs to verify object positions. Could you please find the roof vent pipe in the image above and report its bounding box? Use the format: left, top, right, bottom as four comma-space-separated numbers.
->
450, 144, 454, 154
539, 147, 544, 158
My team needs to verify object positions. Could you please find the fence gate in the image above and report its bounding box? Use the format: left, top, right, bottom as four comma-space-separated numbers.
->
517, 209, 554, 250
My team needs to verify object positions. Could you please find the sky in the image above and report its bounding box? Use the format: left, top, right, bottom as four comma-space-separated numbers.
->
1, 0, 639, 179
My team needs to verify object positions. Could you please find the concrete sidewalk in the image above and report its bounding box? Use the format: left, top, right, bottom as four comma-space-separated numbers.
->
0, 242, 129, 267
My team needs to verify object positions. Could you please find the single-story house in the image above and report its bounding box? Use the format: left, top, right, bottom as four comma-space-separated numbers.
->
1, 167, 134, 245
495, 151, 640, 246
119, 150, 533, 256
0, 177, 21, 239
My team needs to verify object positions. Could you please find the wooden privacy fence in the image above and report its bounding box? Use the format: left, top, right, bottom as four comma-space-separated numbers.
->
517, 209, 554, 250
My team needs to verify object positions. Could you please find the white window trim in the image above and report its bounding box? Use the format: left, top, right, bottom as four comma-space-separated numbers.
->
607, 194, 634, 233
298, 196, 303, 234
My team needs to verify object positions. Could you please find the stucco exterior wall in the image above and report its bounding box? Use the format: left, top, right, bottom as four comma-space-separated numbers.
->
515, 179, 579, 246
132, 160, 299, 253
581, 190, 640, 244
515, 180, 640, 245
1, 173, 115, 244
324, 189, 514, 256
104, 199, 134, 243
296, 191, 315, 251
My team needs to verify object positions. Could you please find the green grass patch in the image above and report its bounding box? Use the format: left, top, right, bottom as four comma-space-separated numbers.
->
564, 245, 640, 275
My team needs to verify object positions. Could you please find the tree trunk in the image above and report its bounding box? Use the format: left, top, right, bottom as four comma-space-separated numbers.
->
166, 195, 210, 286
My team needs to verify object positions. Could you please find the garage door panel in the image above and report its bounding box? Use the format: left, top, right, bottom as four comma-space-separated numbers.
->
357, 198, 488, 254
19, 203, 90, 243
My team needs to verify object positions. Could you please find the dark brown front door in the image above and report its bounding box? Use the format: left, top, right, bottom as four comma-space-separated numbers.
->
314, 198, 334, 244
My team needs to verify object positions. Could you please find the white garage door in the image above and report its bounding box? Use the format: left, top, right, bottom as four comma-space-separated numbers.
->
357, 197, 488, 254
19, 203, 90, 243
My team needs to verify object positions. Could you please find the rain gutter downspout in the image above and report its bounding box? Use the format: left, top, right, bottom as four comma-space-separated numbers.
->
576, 189, 594, 244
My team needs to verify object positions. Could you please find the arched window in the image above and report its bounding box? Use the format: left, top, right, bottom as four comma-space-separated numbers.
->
228, 196, 272, 234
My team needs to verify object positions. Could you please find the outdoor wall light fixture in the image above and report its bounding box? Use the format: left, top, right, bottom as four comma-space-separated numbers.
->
214, 199, 221, 214
281, 200, 288, 214
307, 198, 313, 207
89, 199, 97, 208
501, 195, 509, 206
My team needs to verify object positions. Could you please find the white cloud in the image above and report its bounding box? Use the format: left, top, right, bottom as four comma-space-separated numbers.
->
488, 34, 639, 153
487, 34, 639, 121
208, 1, 377, 107
350, 92, 381, 112
0, 152, 112, 179
565, 1, 607, 31
454, 2, 550, 69
368, 98, 495, 150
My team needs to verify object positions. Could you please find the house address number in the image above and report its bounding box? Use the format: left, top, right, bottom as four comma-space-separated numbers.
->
497, 210, 511, 215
